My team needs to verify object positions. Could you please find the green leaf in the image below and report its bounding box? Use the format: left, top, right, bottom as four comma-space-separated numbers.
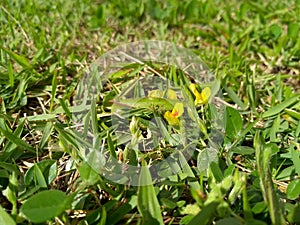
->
275, 166, 295, 181
291, 149, 300, 176
254, 131, 285, 225
229, 170, 245, 203
135, 97, 174, 112
186, 202, 218, 225
296, 121, 300, 138
252, 202, 267, 214
137, 160, 163, 225
181, 204, 200, 215
210, 162, 223, 183
26, 114, 57, 122
197, 148, 219, 172
109, 68, 132, 80
55, 124, 79, 150
287, 22, 299, 39
269, 24, 282, 40
24, 160, 57, 187
287, 179, 300, 200
99, 205, 107, 225
90, 98, 99, 134
106, 195, 137, 225
50, 70, 58, 111
285, 108, 300, 120
242, 185, 253, 220
223, 86, 246, 109
0, 46, 32, 69
230, 146, 254, 155
180, 215, 194, 224
179, 152, 201, 191
160, 198, 177, 209
215, 217, 242, 225
9, 78, 28, 109
245, 220, 267, 225
225, 107, 242, 140
4, 172, 18, 215
39, 122, 54, 149
107, 131, 117, 158
33, 164, 47, 188
20, 190, 69, 223
58, 99, 72, 120
270, 115, 280, 141
78, 161, 100, 186
0, 125, 36, 153
291, 150, 300, 176
262, 95, 299, 118
0, 162, 20, 174
0, 205, 16, 225
7, 61, 14, 87
287, 204, 300, 224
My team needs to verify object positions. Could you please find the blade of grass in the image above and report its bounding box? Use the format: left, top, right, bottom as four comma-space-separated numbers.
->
284, 108, 300, 120
254, 131, 285, 225
50, 69, 57, 112
0, 162, 20, 175
33, 164, 47, 188
0, 46, 32, 69
5, 172, 18, 215
2, 119, 25, 154
242, 185, 253, 221
187, 201, 218, 225
137, 160, 163, 225
262, 95, 299, 118
90, 98, 98, 135
106, 195, 137, 225
9, 78, 28, 109
270, 115, 280, 142
26, 114, 57, 122
107, 131, 117, 158
7, 61, 14, 87
210, 162, 223, 183
0, 122, 36, 153
179, 152, 201, 191
58, 99, 72, 120
0, 205, 16, 225
54, 124, 79, 151
223, 85, 246, 110
99, 205, 107, 225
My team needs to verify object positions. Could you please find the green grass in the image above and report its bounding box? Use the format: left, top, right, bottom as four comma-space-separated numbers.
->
0, 0, 300, 224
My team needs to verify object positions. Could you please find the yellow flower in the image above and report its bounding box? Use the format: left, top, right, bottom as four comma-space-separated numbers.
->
166, 89, 177, 100
189, 84, 211, 106
148, 90, 164, 98
164, 102, 184, 126
148, 89, 177, 100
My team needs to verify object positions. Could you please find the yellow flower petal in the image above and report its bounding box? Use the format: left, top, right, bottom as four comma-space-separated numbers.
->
164, 102, 184, 126
172, 102, 184, 117
164, 111, 180, 126
189, 84, 198, 95
149, 89, 178, 100
190, 84, 211, 106
148, 90, 164, 98
166, 89, 177, 100
200, 87, 211, 104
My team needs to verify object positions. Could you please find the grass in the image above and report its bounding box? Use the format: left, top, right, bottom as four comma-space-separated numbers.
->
0, 0, 300, 224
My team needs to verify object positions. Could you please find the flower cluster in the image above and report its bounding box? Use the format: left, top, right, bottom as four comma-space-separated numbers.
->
149, 84, 211, 127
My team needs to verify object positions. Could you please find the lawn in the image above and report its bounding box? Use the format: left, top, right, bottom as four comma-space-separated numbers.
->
0, 0, 299, 224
